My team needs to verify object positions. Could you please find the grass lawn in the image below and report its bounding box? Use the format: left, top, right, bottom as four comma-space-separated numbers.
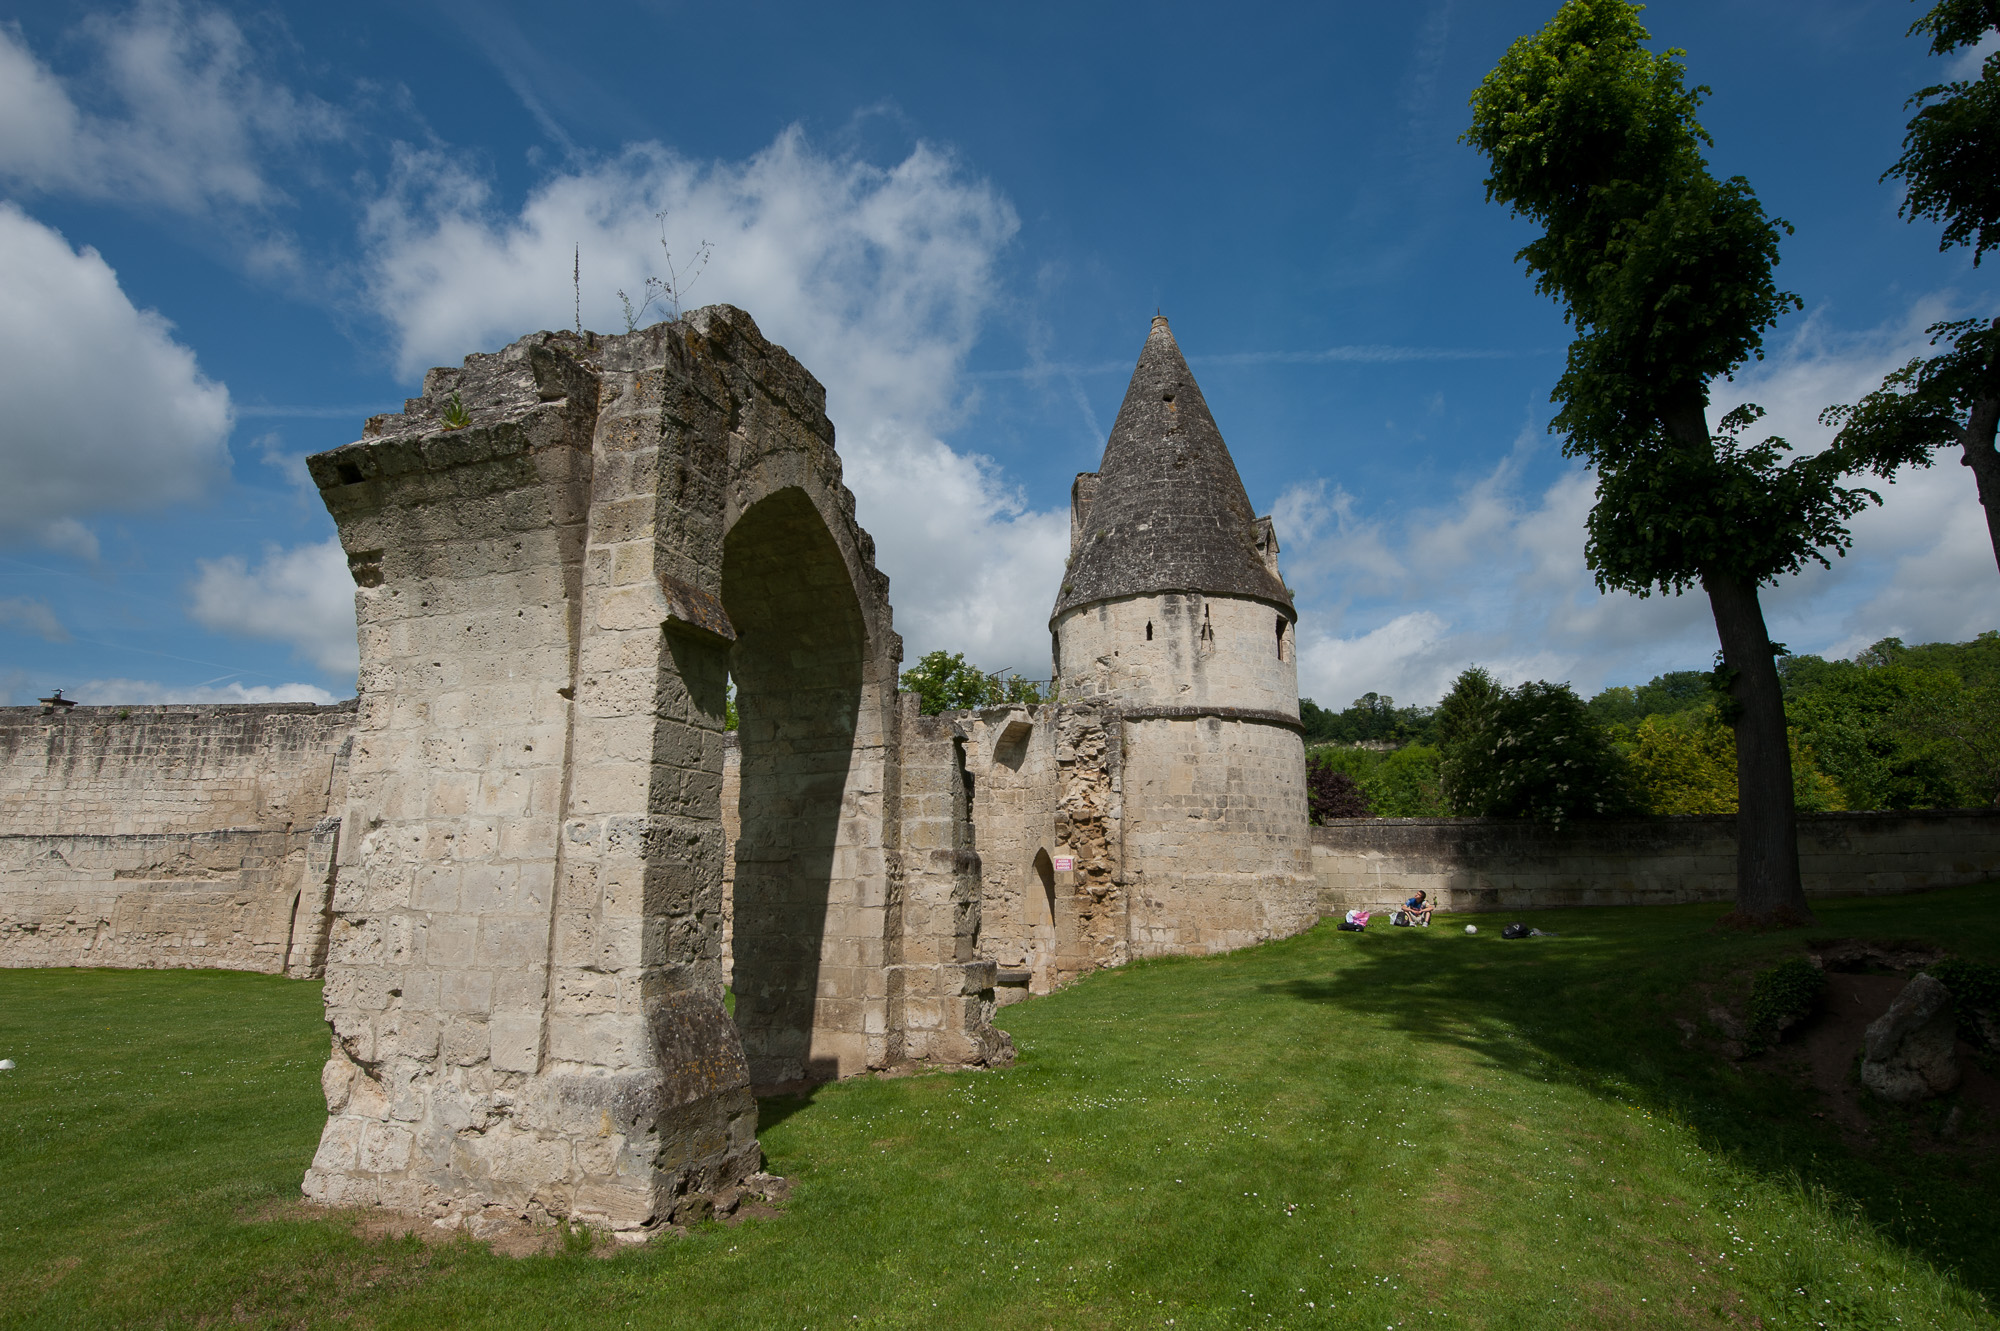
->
3, 886, 1999, 1329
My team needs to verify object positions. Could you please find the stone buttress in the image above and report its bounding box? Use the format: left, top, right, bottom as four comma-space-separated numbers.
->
301, 306, 1006, 1235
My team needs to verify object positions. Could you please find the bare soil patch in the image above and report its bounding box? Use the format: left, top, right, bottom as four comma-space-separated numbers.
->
1770, 962, 2000, 1152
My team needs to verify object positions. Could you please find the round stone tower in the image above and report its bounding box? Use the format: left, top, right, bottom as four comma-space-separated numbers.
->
1051, 314, 1317, 958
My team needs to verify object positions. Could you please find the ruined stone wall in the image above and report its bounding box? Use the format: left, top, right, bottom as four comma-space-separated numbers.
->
0, 702, 354, 836
887, 699, 1009, 1067
1312, 811, 2000, 915
1054, 702, 1128, 977
301, 307, 1005, 1235
955, 705, 1060, 998
0, 702, 353, 975
0, 825, 338, 973
720, 734, 738, 980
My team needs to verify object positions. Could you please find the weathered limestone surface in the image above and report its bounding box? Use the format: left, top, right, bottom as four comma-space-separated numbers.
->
0, 827, 328, 973
1862, 972, 1961, 1103
1120, 716, 1316, 954
0, 702, 355, 836
887, 700, 1011, 1069
301, 307, 1006, 1234
954, 706, 1063, 995
1056, 593, 1299, 722
0, 702, 353, 975
1055, 702, 1129, 976
1311, 811, 2000, 915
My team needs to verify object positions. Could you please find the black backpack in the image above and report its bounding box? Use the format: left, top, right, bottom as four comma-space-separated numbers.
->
1500, 922, 1530, 940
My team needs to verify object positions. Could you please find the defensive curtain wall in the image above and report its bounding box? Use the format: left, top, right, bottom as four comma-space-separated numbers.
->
1313, 810, 2000, 917
0, 700, 351, 975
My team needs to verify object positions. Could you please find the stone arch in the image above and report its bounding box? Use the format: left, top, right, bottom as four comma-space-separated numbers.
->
721, 485, 870, 1089
303, 307, 1003, 1236
1028, 846, 1059, 988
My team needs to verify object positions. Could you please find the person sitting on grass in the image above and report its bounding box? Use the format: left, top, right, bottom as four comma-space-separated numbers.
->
1403, 891, 1433, 927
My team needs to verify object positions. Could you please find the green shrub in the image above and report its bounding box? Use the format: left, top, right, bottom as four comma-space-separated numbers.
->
1370, 743, 1446, 816
1746, 956, 1826, 1047
1929, 958, 2000, 1052
1306, 744, 1447, 817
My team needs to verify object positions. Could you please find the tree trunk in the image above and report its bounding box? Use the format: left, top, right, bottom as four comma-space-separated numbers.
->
1959, 318, 2000, 575
1960, 406, 2000, 577
1702, 569, 1813, 927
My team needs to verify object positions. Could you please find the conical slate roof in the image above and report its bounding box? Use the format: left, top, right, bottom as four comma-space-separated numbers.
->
1052, 316, 1292, 620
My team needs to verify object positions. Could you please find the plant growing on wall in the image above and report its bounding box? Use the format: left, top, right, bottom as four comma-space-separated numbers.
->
619, 211, 714, 332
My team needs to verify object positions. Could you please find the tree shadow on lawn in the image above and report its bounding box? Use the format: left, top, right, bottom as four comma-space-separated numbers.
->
1262, 886, 2000, 1300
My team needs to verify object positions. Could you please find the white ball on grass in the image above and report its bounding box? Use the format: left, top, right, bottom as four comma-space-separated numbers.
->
1464, 925, 1477, 935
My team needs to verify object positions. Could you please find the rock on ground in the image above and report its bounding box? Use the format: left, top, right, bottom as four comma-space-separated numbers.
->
1861, 972, 1961, 1103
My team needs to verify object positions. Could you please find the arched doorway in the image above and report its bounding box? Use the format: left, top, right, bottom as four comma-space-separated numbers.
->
1029, 847, 1059, 992
722, 486, 866, 1090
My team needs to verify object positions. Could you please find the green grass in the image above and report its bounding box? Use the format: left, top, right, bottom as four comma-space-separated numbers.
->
4, 886, 1999, 1329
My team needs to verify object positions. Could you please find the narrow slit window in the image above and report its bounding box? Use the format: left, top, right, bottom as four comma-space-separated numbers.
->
1145, 620, 1153, 641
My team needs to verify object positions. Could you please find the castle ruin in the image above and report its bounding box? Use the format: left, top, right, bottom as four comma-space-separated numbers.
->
0, 307, 1315, 1232
12, 306, 1988, 1235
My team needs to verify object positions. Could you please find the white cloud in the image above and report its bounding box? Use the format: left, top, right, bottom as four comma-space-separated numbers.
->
0, 204, 233, 545
188, 537, 358, 678
251, 430, 313, 490
361, 127, 1064, 674
34, 519, 102, 561
0, 597, 69, 641
0, 4, 342, 217
66, 677, 339, 705
1946, 29, 2000, 80
1284, 297, 2000, 708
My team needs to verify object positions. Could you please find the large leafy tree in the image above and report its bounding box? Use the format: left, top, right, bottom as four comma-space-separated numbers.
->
1464, 0, 1906, 924
1824, 0, 2000, 573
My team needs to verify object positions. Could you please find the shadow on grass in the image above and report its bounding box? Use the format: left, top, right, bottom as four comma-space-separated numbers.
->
1262, 890, 2000, 1300
756, 1087, 821, 1135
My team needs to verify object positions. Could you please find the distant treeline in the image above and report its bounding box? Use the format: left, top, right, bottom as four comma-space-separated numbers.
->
1304, 632, 2000, 822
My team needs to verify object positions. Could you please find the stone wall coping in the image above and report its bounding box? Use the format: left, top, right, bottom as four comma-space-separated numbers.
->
0, 699, 358, 719
1311, 809, 2000, 835
1121, 705, 1302, 731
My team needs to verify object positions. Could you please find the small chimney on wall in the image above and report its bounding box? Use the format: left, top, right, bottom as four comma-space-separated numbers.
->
1070, 472, 1101, 559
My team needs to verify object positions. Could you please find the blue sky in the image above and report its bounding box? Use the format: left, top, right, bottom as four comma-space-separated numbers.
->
1, 0, 1995, 710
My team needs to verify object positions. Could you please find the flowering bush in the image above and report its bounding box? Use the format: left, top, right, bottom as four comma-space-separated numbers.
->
1440, 677, 1641, 825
